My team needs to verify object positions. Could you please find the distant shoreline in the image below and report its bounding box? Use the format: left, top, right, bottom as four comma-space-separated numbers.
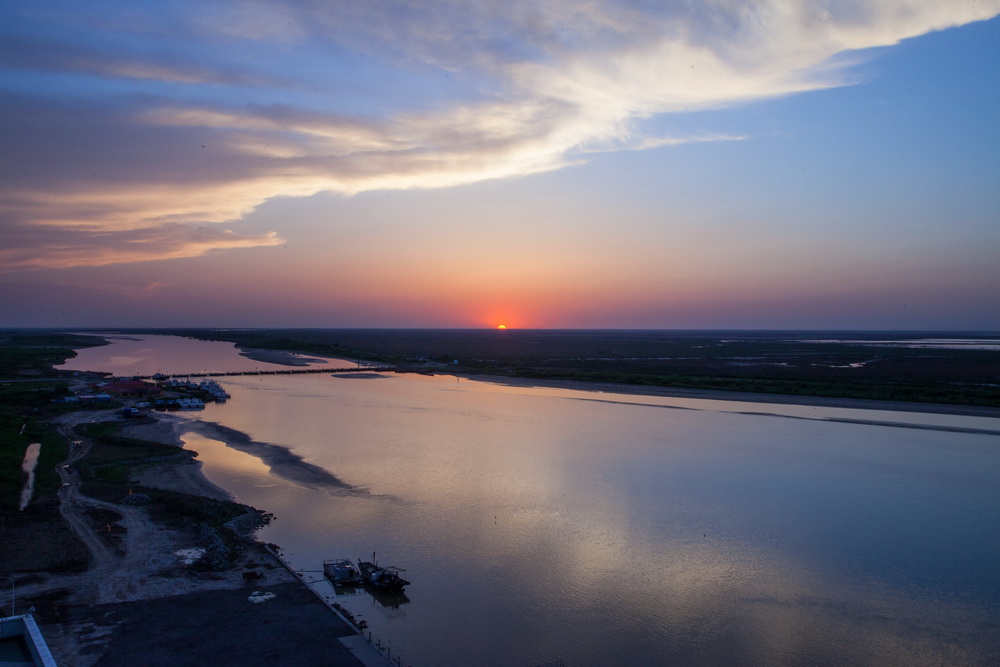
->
76, 332, 1000, 419
456, 373, 1000, 419
229, 342, 1000, 418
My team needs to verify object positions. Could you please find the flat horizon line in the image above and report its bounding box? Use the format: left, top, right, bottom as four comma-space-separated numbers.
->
26, 326, 1000, 336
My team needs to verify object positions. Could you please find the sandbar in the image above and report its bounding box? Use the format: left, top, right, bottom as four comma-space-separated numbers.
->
236, 345, 335, 367
460, 373, 1000, 419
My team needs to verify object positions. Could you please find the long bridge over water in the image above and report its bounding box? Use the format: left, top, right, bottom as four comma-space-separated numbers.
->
134, 366, 394, 380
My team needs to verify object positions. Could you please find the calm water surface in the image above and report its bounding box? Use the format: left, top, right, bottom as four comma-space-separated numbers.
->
61, 336, 1000, 666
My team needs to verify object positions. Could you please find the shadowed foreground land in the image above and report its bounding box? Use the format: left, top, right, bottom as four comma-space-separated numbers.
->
0, 334, 370, 666
66, 582, 363, 667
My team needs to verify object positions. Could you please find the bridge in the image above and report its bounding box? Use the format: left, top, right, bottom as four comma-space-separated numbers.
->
134, 366, 393, 380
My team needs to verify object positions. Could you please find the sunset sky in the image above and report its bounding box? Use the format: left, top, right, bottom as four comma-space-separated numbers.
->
2, 1, 999, 330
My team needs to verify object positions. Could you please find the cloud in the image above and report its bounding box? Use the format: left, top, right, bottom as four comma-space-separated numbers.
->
0, 219, 283, 272
2, 1, 998, 270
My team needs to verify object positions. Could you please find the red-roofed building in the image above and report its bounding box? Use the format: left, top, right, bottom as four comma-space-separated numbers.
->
94, 379, 162, 397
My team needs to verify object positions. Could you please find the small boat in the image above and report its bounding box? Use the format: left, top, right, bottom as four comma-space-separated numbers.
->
357, 559, 410, 591
323, 559, 361, 585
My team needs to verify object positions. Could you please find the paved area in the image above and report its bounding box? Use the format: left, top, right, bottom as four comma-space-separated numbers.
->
45, 582, 371, 666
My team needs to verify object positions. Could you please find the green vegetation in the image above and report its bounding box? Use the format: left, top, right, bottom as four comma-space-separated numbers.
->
156, 328, 1000, 409
0, 331, 106, 379
0, 330, 273, 577
0, 383, 73, 510
0, 423, 29, 511
178, 329, 394, 364
0, 335, 100, 573
508, 368, 1000, 406
69, 419, 247, 528
69, 417, 271, 570
0, 331, 108, 508
76, 420, 191, 493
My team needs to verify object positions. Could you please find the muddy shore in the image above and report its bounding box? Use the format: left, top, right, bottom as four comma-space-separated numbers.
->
460, 373, 1000, 419
120, 414, 234, 501
17, 410, 372, 666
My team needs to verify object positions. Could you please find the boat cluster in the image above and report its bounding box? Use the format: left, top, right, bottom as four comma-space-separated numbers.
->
151, 396, 205, 411
323, 558, 410, 591
159, 377, 231, 401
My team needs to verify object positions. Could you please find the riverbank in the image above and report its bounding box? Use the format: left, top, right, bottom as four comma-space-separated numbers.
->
459, 373, 1000, 419
120, 413, 234, 500
28, 335, 999, 665
13, 409, 374, 666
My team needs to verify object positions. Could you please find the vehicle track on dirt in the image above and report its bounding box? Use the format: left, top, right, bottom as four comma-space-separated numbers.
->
46, 412, 182, 605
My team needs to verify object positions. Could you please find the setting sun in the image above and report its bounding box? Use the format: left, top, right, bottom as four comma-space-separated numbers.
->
497, 324, 507, 329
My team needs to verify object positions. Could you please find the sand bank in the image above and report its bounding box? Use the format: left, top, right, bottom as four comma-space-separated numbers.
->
236, 345, 334, 367
120, 414, 234, 501
33, 411, 369, 666
123, 412, 378, 498
180, 420, 371, 496
461, 373, 1000, 419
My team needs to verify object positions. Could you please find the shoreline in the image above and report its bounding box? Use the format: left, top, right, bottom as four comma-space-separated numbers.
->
126, 373, 1000, 516
118, 370, 1000, 513
120, 413, 235, 501
33, 410, 373, 666
78, 332, 1000, 418
452, 372, 1000, 419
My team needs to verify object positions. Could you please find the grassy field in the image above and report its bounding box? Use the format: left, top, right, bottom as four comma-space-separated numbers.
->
0, 382, 74, 511
76, 421, 187, 490
0, 331, 106, 379
0, 332, 110, 508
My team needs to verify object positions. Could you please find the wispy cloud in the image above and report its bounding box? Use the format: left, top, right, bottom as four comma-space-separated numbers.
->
2, 0, 998, 270
0, 219, 283, 272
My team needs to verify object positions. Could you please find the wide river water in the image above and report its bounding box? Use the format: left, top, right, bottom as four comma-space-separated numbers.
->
62, 334, 1000, 666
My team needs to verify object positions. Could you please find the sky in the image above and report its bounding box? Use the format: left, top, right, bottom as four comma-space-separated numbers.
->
2, 1, 999, 330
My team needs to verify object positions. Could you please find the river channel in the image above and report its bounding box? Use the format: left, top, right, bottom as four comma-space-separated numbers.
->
62, 334, 1000, 666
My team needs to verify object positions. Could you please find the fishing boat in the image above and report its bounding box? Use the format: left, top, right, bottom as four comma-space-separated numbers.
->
357, 558, 410, 591
323, 559, 361, 585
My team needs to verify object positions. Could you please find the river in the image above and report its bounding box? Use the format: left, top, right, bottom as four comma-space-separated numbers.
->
61, 334, 1000, 666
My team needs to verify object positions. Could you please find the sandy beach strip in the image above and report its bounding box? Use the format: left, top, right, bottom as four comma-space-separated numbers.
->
120, 414, 234, 501
236, 345, 352, 367
458, 373, 1000, 419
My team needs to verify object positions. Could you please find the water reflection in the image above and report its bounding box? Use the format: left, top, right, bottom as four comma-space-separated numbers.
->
181, 433, 270, 482
70, 335, 1000, 665
352, 585, 411, 610
197, 374, 1000, 665
19, 442, 41, 510
58, 333, 334, 376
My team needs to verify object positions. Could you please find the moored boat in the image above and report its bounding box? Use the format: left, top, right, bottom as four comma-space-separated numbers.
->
357, 559, 410, 591
323, 559, 361, 585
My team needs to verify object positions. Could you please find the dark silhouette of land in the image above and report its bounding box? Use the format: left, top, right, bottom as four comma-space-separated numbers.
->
152, 328, 1000, 409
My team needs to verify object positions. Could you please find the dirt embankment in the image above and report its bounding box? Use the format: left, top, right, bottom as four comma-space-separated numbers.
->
11, 410, 320, 666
